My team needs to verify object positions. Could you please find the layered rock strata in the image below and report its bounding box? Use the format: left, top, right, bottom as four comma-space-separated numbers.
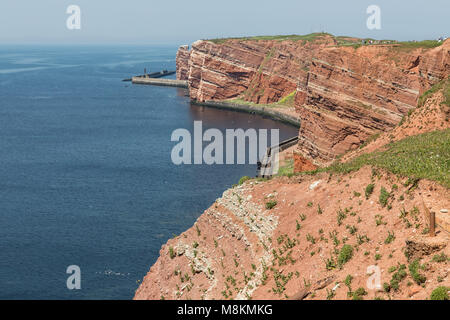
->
175, 36, 449, 168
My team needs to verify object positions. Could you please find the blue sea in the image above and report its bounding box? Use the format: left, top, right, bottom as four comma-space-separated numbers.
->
0, 45, 298, 299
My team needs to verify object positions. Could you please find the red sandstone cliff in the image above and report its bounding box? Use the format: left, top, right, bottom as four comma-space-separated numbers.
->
176, 45, 190, 80
175, 35, 449, 168
134, 36, 450, 301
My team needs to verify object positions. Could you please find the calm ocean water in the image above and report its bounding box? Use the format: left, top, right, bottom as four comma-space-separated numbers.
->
0, 45, 298, 299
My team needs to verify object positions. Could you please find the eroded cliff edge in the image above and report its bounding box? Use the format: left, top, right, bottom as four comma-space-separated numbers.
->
176, 34, 449, 169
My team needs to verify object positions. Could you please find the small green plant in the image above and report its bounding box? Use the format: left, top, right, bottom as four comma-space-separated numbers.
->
265, 200, 277, 209
317, 204, 323, 214
344, 274, 353, 294
430, 286, 449, 300
326, 256, 336, 270
169, 247, 175, 259
307, 201, 313, 207
337, 208, 347, 226
306, 233, 316, 244
375, 215, 386, 226
346, 225, 357, 235
375, 253, 382, 261
409, 259, 426, 285
432, 253, 448, 263
388, 266, 397, 273
379, 187, 391, 207
338, 245, 353, 267
356, 233, 370, 245
384, 231, 395, 244
329, 230, 340, 246
326, 288, 336, 300
365, 184, 375, 199
389, 264, 407, 291
352, 287, 367, 300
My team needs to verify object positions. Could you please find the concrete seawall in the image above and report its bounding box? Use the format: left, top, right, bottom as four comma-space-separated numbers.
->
131, 77, 300, 128
192, 100, 301, 128
132, 77, 188, 88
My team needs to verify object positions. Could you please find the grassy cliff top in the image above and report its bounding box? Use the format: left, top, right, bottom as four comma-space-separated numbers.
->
206, 32, 333, 44
206, 33, 444, 50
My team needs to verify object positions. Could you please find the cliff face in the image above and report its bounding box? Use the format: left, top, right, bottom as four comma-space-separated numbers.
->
175, 35, 449, 168
295, 42, 450, 167
135, 167, 449, 300
185, 37, 332, 104
176, 45, 190, 80
135, 40, 450, 300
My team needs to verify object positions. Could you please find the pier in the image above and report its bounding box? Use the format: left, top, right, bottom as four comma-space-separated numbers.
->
123, 69, 176, 82
131, 77, 188, 88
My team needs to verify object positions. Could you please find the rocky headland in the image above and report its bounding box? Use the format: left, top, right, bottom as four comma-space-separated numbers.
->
135, 34, 449, 300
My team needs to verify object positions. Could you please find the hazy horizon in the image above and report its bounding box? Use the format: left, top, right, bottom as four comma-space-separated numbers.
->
0, 0, 448, 45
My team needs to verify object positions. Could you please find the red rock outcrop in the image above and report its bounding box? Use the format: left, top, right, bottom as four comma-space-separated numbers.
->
186, 37, 333, 103
175, 35, 449, 169
176, 45, 190, 80
295, 41, 450, 167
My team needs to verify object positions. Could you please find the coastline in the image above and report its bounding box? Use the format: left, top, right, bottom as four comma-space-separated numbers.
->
191, 100, 301, 128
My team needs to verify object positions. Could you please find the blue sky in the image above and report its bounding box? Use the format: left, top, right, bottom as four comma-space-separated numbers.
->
0, 0, 448, 44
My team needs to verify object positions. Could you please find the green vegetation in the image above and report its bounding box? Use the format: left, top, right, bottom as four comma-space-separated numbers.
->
276, 90, 296, 107
325, 256, 336, 270
417, 77, 450, 108
379, 187, 391, 207
325, 129, 450, 188
265, 200, 277, 210
430, 286, 449, 300
432, 253, 449, 263
169, 247, 175, 259
395, 40, 443, 50
317, 204, 323, 214
409, 259, 426, 285
352, 287, 367, 300
306, 233, 316, 244
277, 159, 294, 177
385, 264, 407, 292
344, 274, 353, 289
238, 176, 251, 185
365, 184, 375, 199
207, 32, 332, 44
337, 208, 347, 226
384, 231, 395, 244
337, 244, 353, 267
